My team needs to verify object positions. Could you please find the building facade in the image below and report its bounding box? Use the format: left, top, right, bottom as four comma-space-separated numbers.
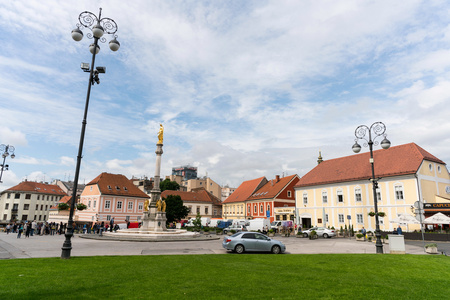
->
76, 172, 150, 224
0, 180, 67, 223
223, 175, 300, 222
161, 188, 222, 219
172, 166, 197, 181
221, 185, 236, 202
294, 143, 450, 232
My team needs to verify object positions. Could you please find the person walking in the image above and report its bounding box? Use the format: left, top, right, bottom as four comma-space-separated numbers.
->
31, 220, 37, 236
6, 223, 11, 234
25, 222, 31, 238
361, 227, 367, 241
110, 217, 114, 232
397, 225, 402, 235
17, 223, 24, 238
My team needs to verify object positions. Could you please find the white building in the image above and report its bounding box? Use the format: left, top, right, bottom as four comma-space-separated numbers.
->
0, 180, 67, 223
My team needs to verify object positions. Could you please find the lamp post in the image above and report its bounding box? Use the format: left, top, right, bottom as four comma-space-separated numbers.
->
61, 8, 120, 259
0, 144, 15, 183
352, 122, 391, 254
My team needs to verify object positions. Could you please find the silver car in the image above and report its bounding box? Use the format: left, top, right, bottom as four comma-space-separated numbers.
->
302, 227, 336, 238
222, 232, 286, 254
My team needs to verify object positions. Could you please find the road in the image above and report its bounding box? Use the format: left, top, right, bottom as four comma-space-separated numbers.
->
1, 232, 446, 259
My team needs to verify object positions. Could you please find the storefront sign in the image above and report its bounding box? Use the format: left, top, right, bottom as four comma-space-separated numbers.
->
424, 203, 450, 209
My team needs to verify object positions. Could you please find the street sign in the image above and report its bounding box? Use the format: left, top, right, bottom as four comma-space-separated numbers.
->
347, 215, 351, 220
415, 214, 425, 222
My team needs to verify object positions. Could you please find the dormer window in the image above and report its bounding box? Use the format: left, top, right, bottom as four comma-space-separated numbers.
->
124, 187, 128, 191
116, 186, 120, 191
107, 185, 112, 190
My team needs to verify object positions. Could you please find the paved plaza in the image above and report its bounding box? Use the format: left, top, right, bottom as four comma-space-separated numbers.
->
1, 232, 445, 259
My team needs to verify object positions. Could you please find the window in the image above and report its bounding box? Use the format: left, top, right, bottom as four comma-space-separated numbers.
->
357, 214, 363, 224
128, 202, 133, 210
47, 196, 49, 200
40, 205, 43, 210
395, 185, 404, 200
125, 216, 130, 221
107, 185, 112, 190
124, 187, 128, 191
287, 191, 292, 198
338, 214, 344, 223
3, 214, 6, 220
337, 190, 344, 203
260, 204, 263, 213
93, 200, 96, 208
45, 205, 48, 211
205, 207, 208, 214
36, 204, 38, 210
25, 194, 31, 199
355, 188, 362, 202
214, 209, 217, 215
15, 193, 20, 199
254, 205, 257, 213
188, 205, 192, 213
303, 193, 308, 205
322, 191, 328, 203
197, 206, 200, 214
22, 215, 28, 221
116, 186, 120, 191
138, 202, 143, 210
5, 203, 9, 210
7, 193, 10, 199
23, 204, 29, 210
325, 214, 329, 223
276, 215, 280, 221
267, 204, 270, 214
376, 189, 381, 201
438, 165, 441, 173
117, 201, 123, 209
37, 195, 40, 200
106, 215, 111, 221
90, 186, 93, 191
248, 205, 251, 214
282, 214, 287, 220
429, 163, 433, 171
105, 200, 111, 209
88, 201, 91, 208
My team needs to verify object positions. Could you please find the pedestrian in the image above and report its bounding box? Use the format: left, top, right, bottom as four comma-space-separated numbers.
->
110, 217, 114, 232
31, 220, 37, 236
51, 223, 56, 235
17, 223, 24, 238
6, 223, 11, 234
361, 227, 367, 241
397, 225, 402, 235
100, 221, 105, 236
25, 223, 31, 238
13, 223, 17, 233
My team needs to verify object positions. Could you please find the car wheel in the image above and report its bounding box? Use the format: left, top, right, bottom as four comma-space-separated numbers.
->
303, 233, 308, 238
271, 245, 281, 254
323, 233, 329, 238
235, 244, 245, 254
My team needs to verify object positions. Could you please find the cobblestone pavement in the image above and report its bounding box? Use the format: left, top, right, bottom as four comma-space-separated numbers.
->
1, 232, 444, 259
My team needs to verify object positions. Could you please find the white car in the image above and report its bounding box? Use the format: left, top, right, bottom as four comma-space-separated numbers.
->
223, 225, 247, 234
302, 227, 336, 238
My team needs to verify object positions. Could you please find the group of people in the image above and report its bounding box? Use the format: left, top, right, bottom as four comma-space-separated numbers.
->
6, 221, 66, 238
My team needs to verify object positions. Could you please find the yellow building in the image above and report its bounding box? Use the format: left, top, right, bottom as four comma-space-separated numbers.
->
294, 143, 450, 232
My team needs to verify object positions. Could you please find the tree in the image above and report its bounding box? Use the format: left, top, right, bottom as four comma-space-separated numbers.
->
193, 213, 202, 231
163, 195, 189, 223
160, 178, 180, 192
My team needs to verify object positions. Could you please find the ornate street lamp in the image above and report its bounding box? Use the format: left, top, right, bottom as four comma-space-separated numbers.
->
0, 144, 15, 183
352, 122, 391, 254
61, 8, 120, 259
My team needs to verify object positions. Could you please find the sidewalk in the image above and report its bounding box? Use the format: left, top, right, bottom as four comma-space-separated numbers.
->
0, 232, 432, 259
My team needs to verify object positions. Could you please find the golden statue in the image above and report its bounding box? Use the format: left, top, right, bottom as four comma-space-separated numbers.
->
162, 200, 166, 212
156, 199, 162, 211
144, 199, 149, 212
157, 124, 164, 144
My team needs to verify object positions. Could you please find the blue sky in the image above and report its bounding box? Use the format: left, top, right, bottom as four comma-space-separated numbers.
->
1, 0, 450, 190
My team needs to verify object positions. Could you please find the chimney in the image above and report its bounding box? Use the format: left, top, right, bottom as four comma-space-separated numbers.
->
276, 175, 280, 182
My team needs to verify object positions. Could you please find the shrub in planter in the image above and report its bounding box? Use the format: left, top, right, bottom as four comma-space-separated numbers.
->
377, 212, 386, 217
425, 243, 437, 249
356, 233, 364, 239
58, 203, 69, 211
368, 236, 372, 242
216, 228, 223, 234
368, 212, 376, 217
230, 230, 236, 234
76, 203, 87, 211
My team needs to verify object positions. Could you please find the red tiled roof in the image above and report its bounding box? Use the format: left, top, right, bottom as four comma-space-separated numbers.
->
295, 143, 445, 188
86, 172, 149, 198
3, 181, 66, 195
223, 176, 268, 204
248, 175, 299, 200
50, 195, 73, 210
162, 189, 221, 205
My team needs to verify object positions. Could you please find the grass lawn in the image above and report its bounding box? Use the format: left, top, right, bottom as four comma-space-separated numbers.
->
0, 254, 449, 299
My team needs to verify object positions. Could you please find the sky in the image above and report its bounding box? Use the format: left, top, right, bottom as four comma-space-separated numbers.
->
1, 0, 450, 191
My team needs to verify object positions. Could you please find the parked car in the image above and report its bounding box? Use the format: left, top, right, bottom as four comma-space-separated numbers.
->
222, 232, 286, 254
302, 227, 335, 238
223, 224, 247, 234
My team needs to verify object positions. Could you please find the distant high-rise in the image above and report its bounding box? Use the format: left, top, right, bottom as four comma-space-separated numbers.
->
172, 166, 197, 181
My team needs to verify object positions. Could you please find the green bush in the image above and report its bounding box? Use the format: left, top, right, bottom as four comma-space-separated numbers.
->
425, 243, 437, 248
356, 233, 364, 238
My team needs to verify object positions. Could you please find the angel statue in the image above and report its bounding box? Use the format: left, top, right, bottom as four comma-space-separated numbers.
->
157, 124, 164, 144
156, 199, 163, 211
162, 200, 166, 212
